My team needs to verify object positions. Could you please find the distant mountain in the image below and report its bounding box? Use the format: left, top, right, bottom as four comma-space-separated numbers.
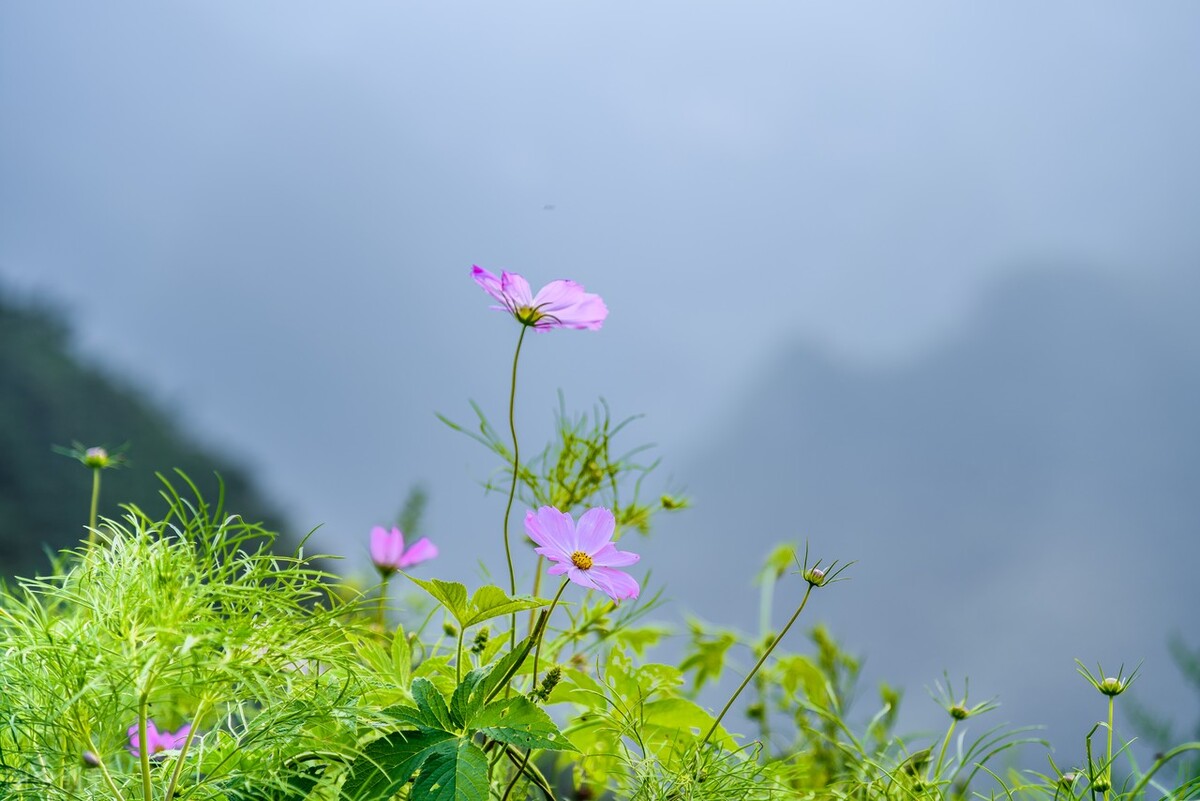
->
644, 268, 1200, 757
0, 289, 287, 577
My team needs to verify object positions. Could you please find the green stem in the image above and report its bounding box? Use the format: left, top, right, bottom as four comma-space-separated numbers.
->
88, 740, 129, 801
377, 574, 391, 632
528, 554, 545, 635
932, 719, 957, 781
1105, 696, 1114, 801
503, 325, 529, 648
165, 701, 205, 801
88, 468, 101, 546
456, 628, 466, 684
500, 579, 568, 801
701, 583, 815, 751
137, 696, 152, 801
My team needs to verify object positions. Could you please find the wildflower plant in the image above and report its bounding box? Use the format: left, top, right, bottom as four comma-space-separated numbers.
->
3, 264, 1198, 801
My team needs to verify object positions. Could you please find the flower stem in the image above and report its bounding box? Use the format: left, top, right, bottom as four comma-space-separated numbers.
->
165, 701, 205, 801
500, 579, 568, 801
932, 719, 957, 781
377, 574, 390, 633
1105, 695, 1114, 801
701, 583, 814, 751
88, 468, 101, 546
502, 325, 529, 648
456, 627, 466, 684
137, 696, 152, 801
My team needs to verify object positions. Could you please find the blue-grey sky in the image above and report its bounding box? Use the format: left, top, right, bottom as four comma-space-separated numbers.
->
3, 1, 1199, 760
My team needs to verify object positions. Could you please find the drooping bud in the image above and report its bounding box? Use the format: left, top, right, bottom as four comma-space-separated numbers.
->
82, 751, 101, 768
442, 622, 458, 637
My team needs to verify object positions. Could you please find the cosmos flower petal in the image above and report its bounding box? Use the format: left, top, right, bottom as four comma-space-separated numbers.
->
397, 537, 438, 568
573, 507, 615, 553
500, 271, 534, 307
524, 507, 575, 559
586, 566, 640, 601
546, 561, 571, 576
565, 566, 604, 593
589, 542, 640, 568
472, 266, 606, 331
471, 265, 507, 304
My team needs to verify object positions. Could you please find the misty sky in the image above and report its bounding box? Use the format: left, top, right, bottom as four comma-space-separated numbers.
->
3, 1, 1200, 758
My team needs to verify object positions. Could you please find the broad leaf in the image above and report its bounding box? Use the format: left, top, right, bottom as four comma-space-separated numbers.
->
340, 728, 456, 801
406, 576, 470, 624
449, 668, 485, 728
470, 696, 577, 752
391, 623, 412, 687
469, 633, 536, 708
410, 739, 489, 801
463, 584, 548, 627
412, 677, 456, 732
407, 575, 547, 629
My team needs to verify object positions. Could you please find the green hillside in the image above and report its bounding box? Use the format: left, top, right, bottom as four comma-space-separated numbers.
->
0, 289, 285, 577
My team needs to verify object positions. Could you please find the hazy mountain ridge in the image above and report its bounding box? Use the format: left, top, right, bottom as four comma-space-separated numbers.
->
0, 289, 287, 576
645, 268, 1200, 752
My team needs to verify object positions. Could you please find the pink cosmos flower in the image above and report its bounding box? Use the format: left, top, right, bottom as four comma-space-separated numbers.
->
524, 506, 640, 601
472, 265, 608, 331
370, 526, 438, 576
127, 721, 190, 758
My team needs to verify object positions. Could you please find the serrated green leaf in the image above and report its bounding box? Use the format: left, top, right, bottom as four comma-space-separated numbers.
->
407, 576, 470, 623
469, 696, 578, 752
463, 585, 548, 627
339, 729, 456, 801
412, 677, 456, 732
450, 668, 486, 728
409, 739, 489, 801
380, 704, 426, 728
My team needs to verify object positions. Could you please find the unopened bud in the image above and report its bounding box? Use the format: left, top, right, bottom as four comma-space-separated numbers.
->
804, 567, 827, 587
82, 751, 101, 768
83, 447, 110, 469
1059, 773, 1078, 788
1098, 677, 1125, 696
442, 622, 458, 637
1092, 777, 1111, 792
949, 704, 969, 720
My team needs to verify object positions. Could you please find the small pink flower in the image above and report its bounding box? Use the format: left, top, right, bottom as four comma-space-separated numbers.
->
370, 526, 438, 576
472, 265, 608, 331
524, 506, 640, 601
127, 721, 191, 758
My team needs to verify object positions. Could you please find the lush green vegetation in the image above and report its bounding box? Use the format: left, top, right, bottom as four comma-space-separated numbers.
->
1, 273, 1196, 800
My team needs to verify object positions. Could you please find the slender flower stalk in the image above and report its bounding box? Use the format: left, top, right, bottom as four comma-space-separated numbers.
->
164, 701, 205, 801
501, 578, 569, 801
502, 324, 529, 644
88, 467, 102, 544
701, 582, 815, 751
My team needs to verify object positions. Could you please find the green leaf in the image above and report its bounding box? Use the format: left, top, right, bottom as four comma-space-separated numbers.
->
391, 624, 412, 687
408, 576, 549, 629
340, 729, 457, 801
412, 677, 456, 732
642, 697, 737, 751
470, 632, 536, 708
450, 668, 485, 728
462, 584, 548, 627
406, 576, 470, 624
469, 696, 578, 752
409, 739, 489, 801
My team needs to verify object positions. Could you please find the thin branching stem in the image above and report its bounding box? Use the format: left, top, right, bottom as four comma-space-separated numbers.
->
137, 695, 152, 801
165, 698, 206, 801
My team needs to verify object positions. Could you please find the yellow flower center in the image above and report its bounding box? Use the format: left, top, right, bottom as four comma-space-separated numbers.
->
570, 551, 593, 570
515, 305, 544, 325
